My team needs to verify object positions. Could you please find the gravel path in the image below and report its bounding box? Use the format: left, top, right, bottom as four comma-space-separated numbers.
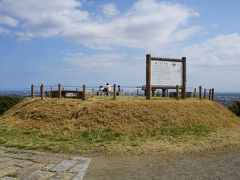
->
0, 146, 90, 180
85, 148, 240, 180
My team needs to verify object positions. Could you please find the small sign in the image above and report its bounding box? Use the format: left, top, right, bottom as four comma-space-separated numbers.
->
65, 92, 77, 97
151, 60, 182, 86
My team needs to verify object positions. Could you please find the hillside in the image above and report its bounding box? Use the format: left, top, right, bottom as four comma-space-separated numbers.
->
0, 97, 240, 155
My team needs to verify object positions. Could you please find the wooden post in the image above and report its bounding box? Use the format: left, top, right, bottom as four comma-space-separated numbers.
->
146, 54, 151, 100
82, 85, 86, 101
152, 89, 156, 97
194, 88, 196, 98
181, 57, 186, 99
137, 89, 139, 96
211, 88, 215, 101
31, 84, 34, 98
58, 83, 61, 98
162, 89, 166, 97
113, 84, 116, 100
40, 84, 44, 99
92, 88, 94, 96
209, 89, 212, 100
50, 86, 53, 98
204, 89, 206, 99
199, 86, 202, 100
176, 85, 179, 100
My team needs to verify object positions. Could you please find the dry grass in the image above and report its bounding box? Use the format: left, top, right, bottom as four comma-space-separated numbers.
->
0, 97, 240, 155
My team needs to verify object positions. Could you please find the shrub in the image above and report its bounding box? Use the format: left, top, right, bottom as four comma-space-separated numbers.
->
229, 101, 240, 116
0, 96, 22, 116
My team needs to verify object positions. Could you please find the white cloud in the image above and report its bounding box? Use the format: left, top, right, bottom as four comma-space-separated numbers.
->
176, 33, 240, 91
64, 0, 200, 50
0, 0, 89, 39
63, 52, 126, 70
0, 0, 199, 50
0, 16, 19, 27
101, 3, 119, 17
0, 27, 9, 34
182, 33, 240, 67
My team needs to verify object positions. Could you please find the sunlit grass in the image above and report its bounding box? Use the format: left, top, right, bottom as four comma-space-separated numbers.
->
0, 97, 240, 155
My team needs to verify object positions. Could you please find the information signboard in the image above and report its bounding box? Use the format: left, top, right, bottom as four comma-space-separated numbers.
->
151, 60, 182, 86
145, 54, 186, 100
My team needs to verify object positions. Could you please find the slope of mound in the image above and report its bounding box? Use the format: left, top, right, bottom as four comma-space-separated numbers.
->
0, 98, 240, 155
2, 98, 239, 131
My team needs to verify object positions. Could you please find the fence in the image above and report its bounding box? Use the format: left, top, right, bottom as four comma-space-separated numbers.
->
30, 84, 215, 101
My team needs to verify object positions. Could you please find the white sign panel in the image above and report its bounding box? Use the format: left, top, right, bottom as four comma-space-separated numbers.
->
65, 92, 77, 97
151, 60, 182, 86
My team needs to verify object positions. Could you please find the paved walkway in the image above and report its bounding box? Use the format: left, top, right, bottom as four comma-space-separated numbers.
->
85, 149, 240, 180
0, 146, 90, 180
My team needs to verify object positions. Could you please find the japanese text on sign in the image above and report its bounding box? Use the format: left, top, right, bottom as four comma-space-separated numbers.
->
151, 60, 182, 86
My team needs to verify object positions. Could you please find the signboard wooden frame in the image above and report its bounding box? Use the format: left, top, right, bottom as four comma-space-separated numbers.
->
146, 54, 186, 100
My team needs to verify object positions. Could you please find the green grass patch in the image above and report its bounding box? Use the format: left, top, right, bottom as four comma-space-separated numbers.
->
0, 123, 214, 154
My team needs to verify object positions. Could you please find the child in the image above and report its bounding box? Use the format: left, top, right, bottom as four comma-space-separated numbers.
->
97, 85, 103, 96
117, 85, 121, 96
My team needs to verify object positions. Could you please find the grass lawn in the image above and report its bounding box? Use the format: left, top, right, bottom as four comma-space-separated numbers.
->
0, 97, 240, 155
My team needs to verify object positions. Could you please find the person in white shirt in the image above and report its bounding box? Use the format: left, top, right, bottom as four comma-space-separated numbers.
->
104, 83, 111, 96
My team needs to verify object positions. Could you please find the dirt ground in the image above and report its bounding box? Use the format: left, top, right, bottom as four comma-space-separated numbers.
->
84, 148, 240, 180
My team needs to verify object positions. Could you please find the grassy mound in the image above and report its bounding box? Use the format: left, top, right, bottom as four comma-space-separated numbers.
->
0, 97, 240, 155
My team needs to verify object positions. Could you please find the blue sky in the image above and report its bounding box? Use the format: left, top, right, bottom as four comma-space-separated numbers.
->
0, 0, 240, 92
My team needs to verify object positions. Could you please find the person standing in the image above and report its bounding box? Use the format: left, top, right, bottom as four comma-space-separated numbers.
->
97, 85, 104, 96
105, 83, 111, 96
117, 85, 121, 96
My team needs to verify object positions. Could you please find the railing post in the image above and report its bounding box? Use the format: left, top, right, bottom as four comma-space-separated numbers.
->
194, 88, 196, 98
199, 86, 202, 100
82, 85, 86, 101
211, 88, 215, 101
146, 54, 151, 100
40, 84, 44, 99
113, 84, 116, 100
176, 85, 179, 100
209, 89, 212, 100
162, 89, 166, 97
181, 57, 186, 99
31, 84, 34, 98
50, 86, 53, 98
137, 89, 139, 97
58, 83, 61, 98
204, 89, 206, 99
